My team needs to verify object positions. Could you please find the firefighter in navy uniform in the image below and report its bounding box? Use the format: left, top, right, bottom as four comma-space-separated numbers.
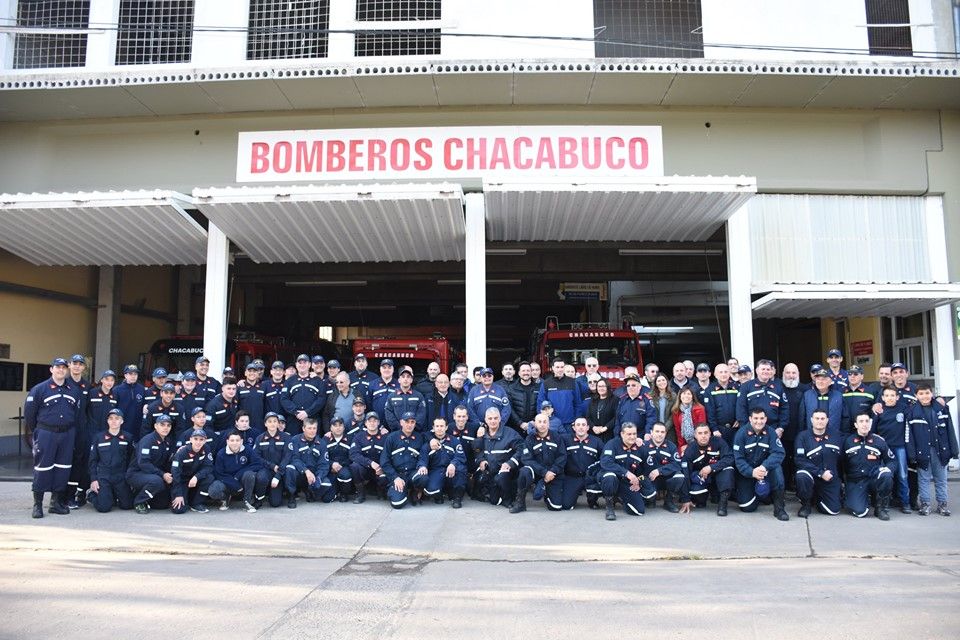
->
177, 372, 206, 423
127, 414, 176, 514
115, 364, 145, 442
794, 409, 843, 517
262, 361, 287, 417
384, 366, 428, 432
324, 417, 354, 501
843, 412, 897, 520
733, 407, 789, 521
348, 353, 378, 398
825, 348, 849, 390
25, 357, 83, 518
799, 368, 844, 436
735, 359, 789, 441
706, 363, 740, 446
472, 406, 523, 507
599, 421, 648, 520
560, 417, 603, 510
69, 369, 119, 509
193, 356, 221, 400
421, 417, 467, 508
510, 412, 566, 513
349, 412, 389, 503
140, 367, 169, 431
284, 417, 335, 507
639, 422, 687, 513
236, 363, 266, 430
449, 405, 478, 479
380, 412, 429, 508
840, 365, 875, 435
367, 358, 399, 422
281, 355, 325, 436
681, 422, 735, 516
253, 412, 291, 508
346, 395, 368, 438
210, 429, 264, 513
142, 382, 184, 438
87, 408, 135, 512
205, 378, 240, 436
170, 429, 215, 514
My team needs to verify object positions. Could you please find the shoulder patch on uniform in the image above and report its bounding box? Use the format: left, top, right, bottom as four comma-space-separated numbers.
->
141, 448, 150, 455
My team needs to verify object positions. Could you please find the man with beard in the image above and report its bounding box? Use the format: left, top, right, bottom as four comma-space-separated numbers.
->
507, 362, 539, 435
780, 362, 808, 490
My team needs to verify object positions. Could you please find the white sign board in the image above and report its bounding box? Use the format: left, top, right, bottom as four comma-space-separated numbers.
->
237, 126, 663, 182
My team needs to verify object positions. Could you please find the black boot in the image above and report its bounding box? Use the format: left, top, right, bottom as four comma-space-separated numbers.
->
773, 490, 790, 521
605, 500, 617, 521
32, 491, 44, 519
717, 490, 729, 517
48, 492, 70, 515
876, 495, 891, 521
509, 493, 527, 514
797, 498, 812, 519
587, 494, 599, 509
353, 486, 366, 504
451, 488, 463, 509
663, 492, 680, 513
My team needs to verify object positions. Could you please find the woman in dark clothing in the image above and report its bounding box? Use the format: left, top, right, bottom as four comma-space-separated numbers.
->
588, 377, 617, 441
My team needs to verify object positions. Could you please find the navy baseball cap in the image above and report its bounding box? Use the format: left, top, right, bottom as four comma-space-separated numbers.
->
809, 363, 824, 373
182, 371, 197, 381
277, 414, 286, 423
541, 400, 553, 409
328, 360, 341, 369
812, 368, 829, 378
354, 353, 367, 361
107, 408, 124, 418
481, 367, 494, 376
195, 356, 210, 364
296, 354, 310, 362
380, 358, 395, 367
696, 363, 711, 372
100, 369, 117, 379
191, 406, 206, 417
848, 365, 864, 375
246, 362, 258, 370
161, 382, 176, 392
271, 360, 284, 369
223, 367, 234, 375
264, 411, 280, 421
400, 411, 416, 421
123, 364, 139, 374
152, 367, 167, 378
330, 417, 344, 425
312, 355, 325, 364
155, 414, 172, 424
399, 366, 414, 377
352, 395, 366, 405
891, 362, 907, 371
827, 348, 842, 357
365, 411, 380, 421
70, 354, 86, 364
738, 365, 752, 374
189, 429, 207, 439
754, 479, 770, 499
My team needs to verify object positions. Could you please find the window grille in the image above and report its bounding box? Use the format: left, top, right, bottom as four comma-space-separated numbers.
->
594, 0, 703, 58
247, 0, 330, 60
115, 0, 195, 65
13, 0, 90, 69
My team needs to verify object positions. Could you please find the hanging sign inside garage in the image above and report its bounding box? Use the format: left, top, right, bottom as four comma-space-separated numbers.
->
237, 126, 663, 182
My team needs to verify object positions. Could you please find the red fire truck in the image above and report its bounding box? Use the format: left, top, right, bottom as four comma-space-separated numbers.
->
351, 334, 462, 376
530, 317, 644, 387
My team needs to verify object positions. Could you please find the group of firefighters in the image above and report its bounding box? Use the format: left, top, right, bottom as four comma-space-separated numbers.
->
24, 347, 957, 521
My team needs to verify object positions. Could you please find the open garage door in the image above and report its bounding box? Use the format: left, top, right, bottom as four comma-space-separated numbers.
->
752, 284, 960, 318
0, 190, 206, 265
193, 183, 465, 263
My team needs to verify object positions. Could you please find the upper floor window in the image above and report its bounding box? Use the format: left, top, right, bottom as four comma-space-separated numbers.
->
247, 0, 330, 60
594, 0, 703, 58
865, 0, 913, 56
115, 0, 195, 65
354, 1, 441, 57
13, 0, 90, 69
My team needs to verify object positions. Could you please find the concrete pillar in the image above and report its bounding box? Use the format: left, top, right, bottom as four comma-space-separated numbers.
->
94, 266, 121, 375
0, 0, 14, 69
85, 0, 119, 70
203, 223, 230, 377
464, 193, 486, 369
726, 203, 754, 367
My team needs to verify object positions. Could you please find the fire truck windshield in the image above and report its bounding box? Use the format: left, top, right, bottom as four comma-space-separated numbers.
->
545, 337, 637, 367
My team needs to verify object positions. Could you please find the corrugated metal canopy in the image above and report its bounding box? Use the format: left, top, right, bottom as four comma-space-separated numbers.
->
484, 177, 756, 242
752, 285, 960, 318
193, 184, 465, 263
0, 190, 206, 265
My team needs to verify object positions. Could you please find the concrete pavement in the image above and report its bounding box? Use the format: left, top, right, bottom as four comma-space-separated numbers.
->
0, 481, 958, 639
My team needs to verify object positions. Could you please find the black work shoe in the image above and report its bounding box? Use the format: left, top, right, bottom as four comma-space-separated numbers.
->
134, 503, 149, 515
587, 495, 599, 509
605, 502, 617, 521
48, 495, 69, 516
509, 497, 527, 514
32, 503, 43, 519
287, 498, 297, 509
798, 503, 812, 519
353, 490, 366, 504
451, 497, 462, 509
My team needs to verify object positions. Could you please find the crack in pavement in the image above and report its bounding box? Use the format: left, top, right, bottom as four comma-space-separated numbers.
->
805, 519, 817, 557
898, 555, 960, 579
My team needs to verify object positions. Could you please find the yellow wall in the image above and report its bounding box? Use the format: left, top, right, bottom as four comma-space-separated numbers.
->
820, 316, 883, 380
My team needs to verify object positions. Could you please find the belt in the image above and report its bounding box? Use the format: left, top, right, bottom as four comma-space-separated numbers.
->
36, 423, 74, 433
